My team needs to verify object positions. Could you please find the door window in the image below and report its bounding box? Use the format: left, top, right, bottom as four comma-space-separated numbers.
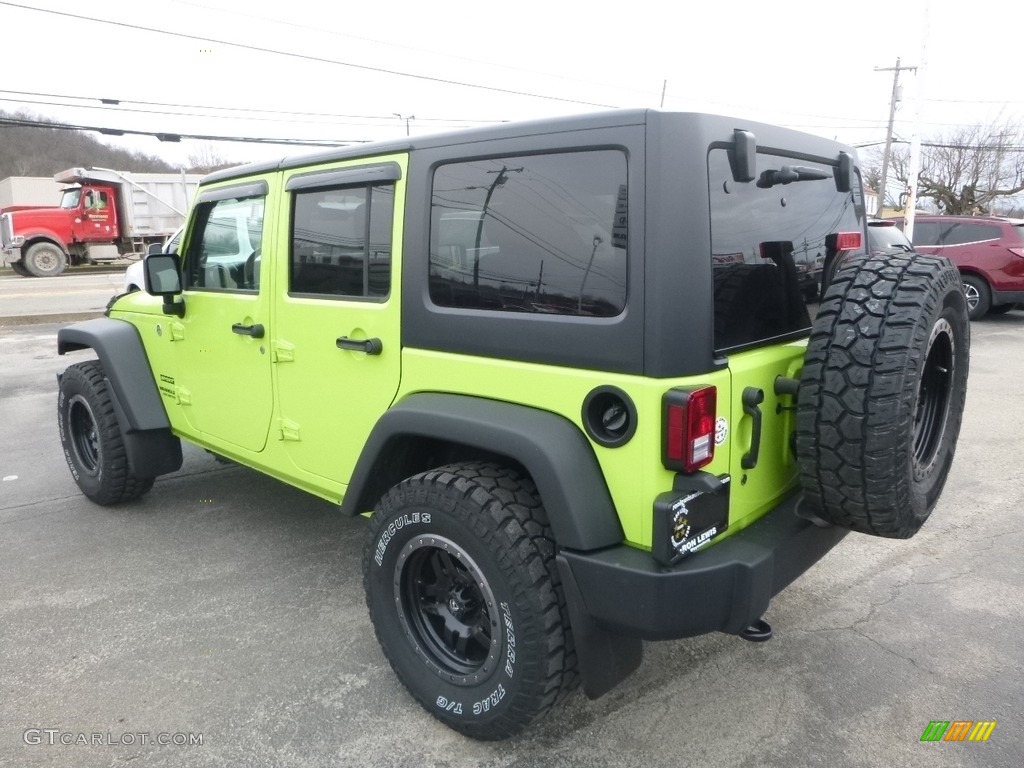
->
184, 196, 265, 292
290, 185, 394, 298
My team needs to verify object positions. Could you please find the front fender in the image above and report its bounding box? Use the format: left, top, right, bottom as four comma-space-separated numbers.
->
58, 317, 182, 476
341, 393, 624, 552
20, 230, 69, 255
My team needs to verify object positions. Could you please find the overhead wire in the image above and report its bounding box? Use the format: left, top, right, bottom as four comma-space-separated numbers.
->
0, 1, 619, 109
0, 114, 365, 147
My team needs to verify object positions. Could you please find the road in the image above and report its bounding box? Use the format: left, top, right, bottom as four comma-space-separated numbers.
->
0, 311, 1022, 767
0, 269, 129, 325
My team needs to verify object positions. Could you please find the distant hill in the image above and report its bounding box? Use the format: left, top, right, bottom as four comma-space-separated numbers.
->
0, 110, 184, 180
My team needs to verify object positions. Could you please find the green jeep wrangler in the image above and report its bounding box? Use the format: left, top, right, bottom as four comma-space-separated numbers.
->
55, 110, 970, 740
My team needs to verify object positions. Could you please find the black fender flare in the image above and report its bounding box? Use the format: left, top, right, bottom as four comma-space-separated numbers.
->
341, 393, 624, 552
58, 317, 182, 477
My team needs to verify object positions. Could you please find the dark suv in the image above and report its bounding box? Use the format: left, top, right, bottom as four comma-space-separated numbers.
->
54, 110, 970, 740
900, 215, 1024, 319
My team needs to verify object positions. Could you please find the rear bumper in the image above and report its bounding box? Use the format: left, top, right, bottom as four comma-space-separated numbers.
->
992, 288, 1024, 305
558, 492, 848, 641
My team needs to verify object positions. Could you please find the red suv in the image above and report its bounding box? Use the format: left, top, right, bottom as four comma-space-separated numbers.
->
899, 215, 1024, 319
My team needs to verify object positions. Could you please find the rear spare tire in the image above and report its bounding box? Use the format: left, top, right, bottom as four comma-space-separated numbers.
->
796, 253, 969, 538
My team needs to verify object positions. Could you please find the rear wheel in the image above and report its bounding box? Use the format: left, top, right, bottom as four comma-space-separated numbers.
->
58, 361, 155, 505
364, 461, 575, 740
796, 253, 970, 538
961, 274, 990, 320
23, 242, 68, 277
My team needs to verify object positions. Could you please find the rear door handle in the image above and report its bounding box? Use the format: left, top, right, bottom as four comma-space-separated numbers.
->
231, 323, 265, 338
336, 336, 382, 355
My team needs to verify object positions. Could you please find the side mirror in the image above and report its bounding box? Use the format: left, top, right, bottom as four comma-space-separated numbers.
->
146, 242, 164, 256
143, 253, 185, 317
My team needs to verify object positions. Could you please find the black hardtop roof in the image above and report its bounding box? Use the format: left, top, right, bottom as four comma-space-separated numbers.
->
200, 109, 858, 187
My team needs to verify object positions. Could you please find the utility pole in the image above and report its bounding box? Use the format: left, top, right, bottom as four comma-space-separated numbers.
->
875, 58, 916, 216
393, 113, 415, 136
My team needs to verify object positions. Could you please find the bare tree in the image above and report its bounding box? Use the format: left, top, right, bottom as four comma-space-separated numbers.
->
186, 142, 236, 174
862, 165, 882, 195
886, 122, 1024, 215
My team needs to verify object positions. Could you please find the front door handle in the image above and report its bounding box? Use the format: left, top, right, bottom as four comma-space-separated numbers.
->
336, 336, 382, 355
232, 323, 265, 338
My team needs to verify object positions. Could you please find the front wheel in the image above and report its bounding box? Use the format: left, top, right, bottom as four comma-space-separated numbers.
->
23, 242, 68, 277
961, 274, 990, 320
58, 361, 155, 505
363, 462, 576, 740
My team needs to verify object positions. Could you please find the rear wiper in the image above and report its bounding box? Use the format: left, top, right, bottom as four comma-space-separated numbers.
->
757, 165, 830, 188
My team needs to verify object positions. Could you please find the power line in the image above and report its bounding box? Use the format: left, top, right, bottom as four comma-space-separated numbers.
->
0, 1, 618, 109
0, 94, 483, 130
0, 89, 508, 126
168, 0, 662, 103
0, 114, 366, 147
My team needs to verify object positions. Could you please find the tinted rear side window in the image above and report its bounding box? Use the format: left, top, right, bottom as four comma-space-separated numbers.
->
708, 149, 863, 351
914, 221, 1001, 247
429, 151, 628, 317
911, 221, 941, 246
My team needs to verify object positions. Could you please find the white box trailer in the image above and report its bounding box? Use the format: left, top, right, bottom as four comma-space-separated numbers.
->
0, 176, 60, 209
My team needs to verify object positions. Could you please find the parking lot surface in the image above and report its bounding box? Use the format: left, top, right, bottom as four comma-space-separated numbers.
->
0, 293, 1021, 767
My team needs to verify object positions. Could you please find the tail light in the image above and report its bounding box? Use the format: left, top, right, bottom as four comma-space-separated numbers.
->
834, 231, 862, 250
1008, 247, 1024, 260
663, 387, 717, 473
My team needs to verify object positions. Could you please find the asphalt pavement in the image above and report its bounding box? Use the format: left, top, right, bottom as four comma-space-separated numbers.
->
0, 305, 1021, 767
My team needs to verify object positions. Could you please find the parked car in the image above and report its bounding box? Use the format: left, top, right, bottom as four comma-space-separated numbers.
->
866, 219, 913, 254
896, 215, 1024, 319
123, 225, 184, 292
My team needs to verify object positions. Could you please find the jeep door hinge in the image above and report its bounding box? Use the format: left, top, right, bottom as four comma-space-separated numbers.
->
277, 418, 301, 441
273, 340, 295, 363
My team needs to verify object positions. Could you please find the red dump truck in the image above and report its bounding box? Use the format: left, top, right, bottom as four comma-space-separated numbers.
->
1, 167, 201, 277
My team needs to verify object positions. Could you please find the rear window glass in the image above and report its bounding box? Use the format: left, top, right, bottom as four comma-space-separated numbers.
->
913, 221, 1001, 246
429, 150, 628, 317
708, 148, 863, 351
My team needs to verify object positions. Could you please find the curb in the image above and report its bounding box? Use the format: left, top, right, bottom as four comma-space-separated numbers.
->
0, 311, 104, 328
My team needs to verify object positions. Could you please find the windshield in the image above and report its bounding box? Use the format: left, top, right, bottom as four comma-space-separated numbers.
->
60, 189, 81, 209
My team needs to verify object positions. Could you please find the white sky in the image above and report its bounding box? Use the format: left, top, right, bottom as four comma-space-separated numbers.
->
0, 0, 1020, 169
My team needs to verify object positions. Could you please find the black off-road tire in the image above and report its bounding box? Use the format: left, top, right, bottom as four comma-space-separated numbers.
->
363, 461, 577, 740
58, 361, 155, 505
23, 242, 68, 277
796, 253, 969, 538
960, 273, 990, 320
